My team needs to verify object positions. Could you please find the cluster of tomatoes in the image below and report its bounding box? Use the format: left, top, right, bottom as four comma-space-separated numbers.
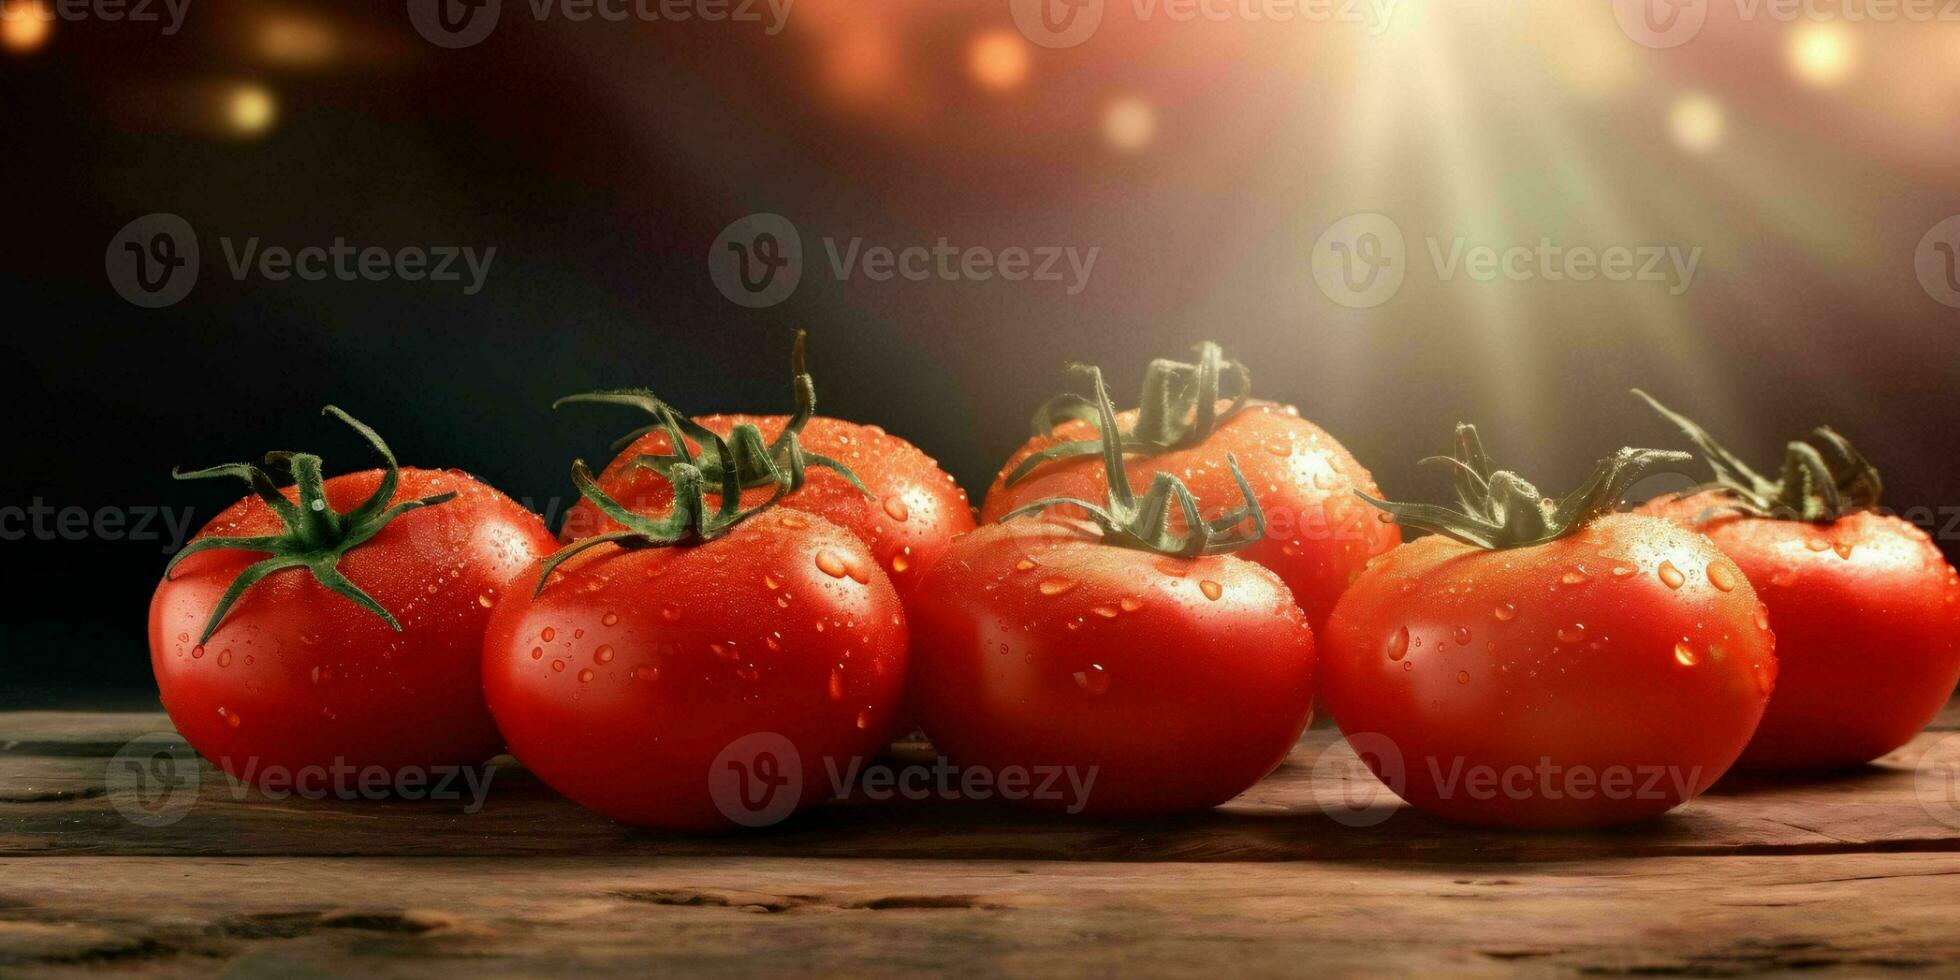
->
149, 338, 1960, 830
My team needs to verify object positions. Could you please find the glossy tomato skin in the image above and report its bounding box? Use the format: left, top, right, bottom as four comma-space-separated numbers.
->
484, 508, 908, 830
909, 518, 1316, 816
1321, 514, 1775, 828
561, 414, 973, 598
149, 469, 557, 783
1640, 494, 1960, 769
981, 401, 1399, 635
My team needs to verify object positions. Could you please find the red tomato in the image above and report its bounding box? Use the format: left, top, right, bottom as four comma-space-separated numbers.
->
562, 412, 972, 597
911, 518, 1314, 816
1630, 391, 1960, 769
484, 507, 908, 830
1320, 429, 1772, 828
150, 412, 557, 784
1638, 497, 1959, 768
914, 364, 1316, 816
981, 345, 1397, 636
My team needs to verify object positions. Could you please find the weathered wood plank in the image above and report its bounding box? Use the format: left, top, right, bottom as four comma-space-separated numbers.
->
0, 854, 1956, 977
5, 707, 1960, 862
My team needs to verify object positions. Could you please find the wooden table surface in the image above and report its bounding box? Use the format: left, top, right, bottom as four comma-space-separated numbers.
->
5, 702, 1960, 977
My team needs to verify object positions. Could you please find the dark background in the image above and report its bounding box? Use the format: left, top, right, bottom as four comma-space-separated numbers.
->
5, 0, 1958, 706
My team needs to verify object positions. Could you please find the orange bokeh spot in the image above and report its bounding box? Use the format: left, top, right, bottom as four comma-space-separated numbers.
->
968, 29, 1029, 93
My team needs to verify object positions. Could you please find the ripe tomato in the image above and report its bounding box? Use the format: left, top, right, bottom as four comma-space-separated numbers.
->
485, 416, 909, 830
1635, 392, 1960, 769
912, 366, 1316, 816
1321, 428, 1773, 828
981, 343, 1397, 635
149, 409, 557, 784
559, 334, 973, 597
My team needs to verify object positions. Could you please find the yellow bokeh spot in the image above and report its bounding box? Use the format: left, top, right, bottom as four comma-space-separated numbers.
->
226, 83, 278, 136
1102, 96, 1156, 153
967, 29, 1029, 93
1788, 22, 1855, 88
1668, 93, 1724, 153
1, 0, 52, 54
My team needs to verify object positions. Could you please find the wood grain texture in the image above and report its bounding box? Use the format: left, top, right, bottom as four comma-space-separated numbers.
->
1, 854, 1957, 976
5, 706, 1959, 863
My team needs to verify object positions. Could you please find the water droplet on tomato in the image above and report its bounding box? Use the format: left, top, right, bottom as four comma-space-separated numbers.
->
1264, 438, 1293, 457
1557, 624, 1587, 644
1387, 626, 1410, 661
1456, 670, 1471, 685
602, 611, 619, 626
634, 665, 660, 682
218, 706, 241, 728
1834, 542, 1855, 560
882, 496, 910, 522
712, 642, 738, 661
1561, 568, 1590, 585
594, 645, 615, 664
191, 645, 205, 659
1454, 627, 1472, 646
530, 647, 543, 660
816, 550, 849, 578
216, 649, 233, 667
1754, 604, 1771, 630
477, 592, 496, 609
551, 659, 566, 672
891, 553, 910, 573
829, 667, 845, 701
577, 668, 594, 683
1073, 664, 1112, 695
1708, 563, 1739, 592
1015, 557, 1037, 572
1806, 538, 1831, 552
1093, 605, 1119, 619
1038, 576, 1078, 596
1493, 602, 1517, 622
541, 627, 557, 642
1200, 580, 1224, 601
1120, 596, 1145, 613
1673, 641, 1698, 666
1658, 561, 1686, 590
780, 514, 809, 529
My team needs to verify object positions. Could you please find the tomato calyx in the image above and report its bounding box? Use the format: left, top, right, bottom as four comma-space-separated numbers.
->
163, 406, 459, 644
998, 362, 1266, 558
535, 399, 856, 594
1635, 389, 1884, 523
1357, 423, 1688, 550
1003, 341, 1252, 487
553, 330, 868, 497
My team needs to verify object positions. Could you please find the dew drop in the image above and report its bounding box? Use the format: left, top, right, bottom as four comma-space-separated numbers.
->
815, 550, 849, 578
1658, 561, 1686, 590
829, 667, 845, 701
1755, 604, 1771, 630
882, 496, 910, 522
1387, 626, 1410, 662
216, 649, 233, 668
551, 659, 566, 672
530, 647, 543, 660
1454, 626, 1472, 646
1456, 670, 1471, 685
1014, 558, 1037, 572
1557, 623, 1587, 644
1609, 564, 1636, 578
541, 627, 557, 642
1561, 568, 1591, 585
602, 611, 619, 626
634, 665, 660, 682
1493, 602, 1517, 622
712, 642, 738, 661
661, 606, 681, 622
891, 553, 910, 573
191, 645, 205, 659
1073, 664, 1112, 695
1200, 580, 1224, 601
218, 706, 241, 728
1708, 563, 1739, 592
1038, 576, 1078, 596
477, 592, 496, 609
594, 645, 615, 664
1834, 542, 1855, 560
855, 708, 872, 730
1668, 640, 1699, 666
577, 668, 594, 683
1155, 558, 1189, 578
1120, 596, 1145, 613
1806, 538, 1832, 552
1264, 438, 1293, 457
780, 514, 809, 529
